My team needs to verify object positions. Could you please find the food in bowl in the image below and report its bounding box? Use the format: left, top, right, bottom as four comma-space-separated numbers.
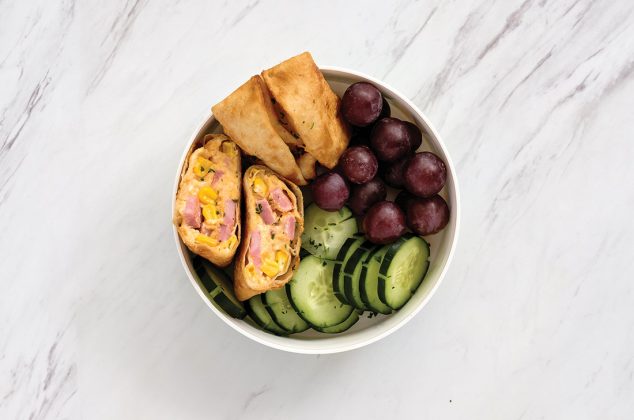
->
173, 134, 241, 267
174, 52, 452, 338
234, 165, 304, 301
261, 52, 351, 169
212, 76, 308, 185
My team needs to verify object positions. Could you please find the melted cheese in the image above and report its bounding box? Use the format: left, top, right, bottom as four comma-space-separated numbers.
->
246, 168, 301, 281
177, 138, 241, 242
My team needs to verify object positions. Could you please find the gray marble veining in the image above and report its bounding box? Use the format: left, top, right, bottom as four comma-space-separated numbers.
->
1, 0, 634, 418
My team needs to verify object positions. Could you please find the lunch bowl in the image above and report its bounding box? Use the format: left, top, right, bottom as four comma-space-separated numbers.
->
172, 67, 460, 354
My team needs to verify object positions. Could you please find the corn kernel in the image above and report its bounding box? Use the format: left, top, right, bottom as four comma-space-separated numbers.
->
275, 250, 289, 270
222, 142, 237, 157
252, 177, 268, 196
202, 204, 219, 221
198, 186, 218, 204
226, 234, 238, 249
261, 260, 280, 278
193, 157, 213, 178
195, 234, 218, 247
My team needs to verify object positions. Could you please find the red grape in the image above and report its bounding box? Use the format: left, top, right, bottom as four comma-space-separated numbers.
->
403, 152, 447, 197
404, 121, 422, 151
311, 172, 350, 211
362, 201, 406, 244
394, 190, 414, 211
370, 118, 411, 162
348, 177, 387, 216
382, 156, 411, 188
379, 98, 391, 119
406, 195, 450, 235
341, 82, 383, 127
340, 146, 378, 184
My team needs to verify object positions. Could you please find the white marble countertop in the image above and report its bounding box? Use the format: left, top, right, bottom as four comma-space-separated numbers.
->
2, 0, 634, 418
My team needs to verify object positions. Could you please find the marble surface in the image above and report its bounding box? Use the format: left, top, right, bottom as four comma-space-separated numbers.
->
1, 0, 634, 418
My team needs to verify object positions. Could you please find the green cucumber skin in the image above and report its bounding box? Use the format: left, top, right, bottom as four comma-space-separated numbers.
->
192, 257, 247, 319
377, 236, 430, 310
214, 294, 247, 319
342, 242, 377, 311
193, 259, 220, 295
246, 297, 289, 336
313, 311, 359, 333
377, 236, 410, 278
359, 246, 392, 315
342, 241, 375, 275
261, 294, 291, 333
286, 284, 353, 329
410, 260, 430, 293
285, 283, 315, 327
377, 276, 408, 309
262, 291, 310, 333
331, 261, 349, 304
286, 257, 354, 328
359, 266, 392, 315
301, 204, 359, 259
343, 272, 367, 310
334, 236, 363, 261
376, 238, 408, 307
332, 236, 364, 305
246, 303, 268, 329
337, 238, 366, 293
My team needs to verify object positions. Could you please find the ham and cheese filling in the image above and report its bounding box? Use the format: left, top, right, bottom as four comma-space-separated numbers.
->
245, 169, 301, 282
180, 140, 241, 248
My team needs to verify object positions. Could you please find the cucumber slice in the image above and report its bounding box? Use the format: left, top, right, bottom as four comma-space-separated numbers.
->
193, 258, 246, 319
332, 235, 365, 304
262, 288, 309, 333
378, 236, 430, 310
343, 241, 377, 310
287, 256, 354, 328
301, 204, 359, 259
246, 296, 289, 336
360, 247, 392, 315
313, 310, 359, 334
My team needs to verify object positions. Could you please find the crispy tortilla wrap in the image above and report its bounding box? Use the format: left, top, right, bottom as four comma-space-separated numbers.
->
212, 76, 307, 185
234, 165, 304, 301
174, 134, 241, 267
261, 51, 351, 169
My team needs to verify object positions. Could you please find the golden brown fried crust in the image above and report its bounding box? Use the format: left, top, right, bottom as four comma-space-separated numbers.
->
212, 76, 307, 185
174, 134, 241, 267
234, 165, 304, 301
261, 51, 351, 169
297, 152, 317, 181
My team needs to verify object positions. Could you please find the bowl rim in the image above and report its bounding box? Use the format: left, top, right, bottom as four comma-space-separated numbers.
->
171, 65, 461, 354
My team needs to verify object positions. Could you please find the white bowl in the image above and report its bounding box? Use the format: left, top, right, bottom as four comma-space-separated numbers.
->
172, 67, 460, 354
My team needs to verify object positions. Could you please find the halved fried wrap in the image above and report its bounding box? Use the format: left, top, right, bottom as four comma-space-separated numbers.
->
174, 134, 241, 267
297, 152, 317, 181
234, 165, 304, 301
212, 76, 307, 185
261, 51, 351, 169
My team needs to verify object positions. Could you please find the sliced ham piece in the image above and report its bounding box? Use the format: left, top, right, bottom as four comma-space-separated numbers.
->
223, 199, 236, 227
218, 199, 236, 241
218, 224, 230, 241
249, 230, 262, 268
256, 199, 275, 224
270, 188, 293, 212
183, 196, 201, 229
284, 215, 296, 239
211, 170, 224, 186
